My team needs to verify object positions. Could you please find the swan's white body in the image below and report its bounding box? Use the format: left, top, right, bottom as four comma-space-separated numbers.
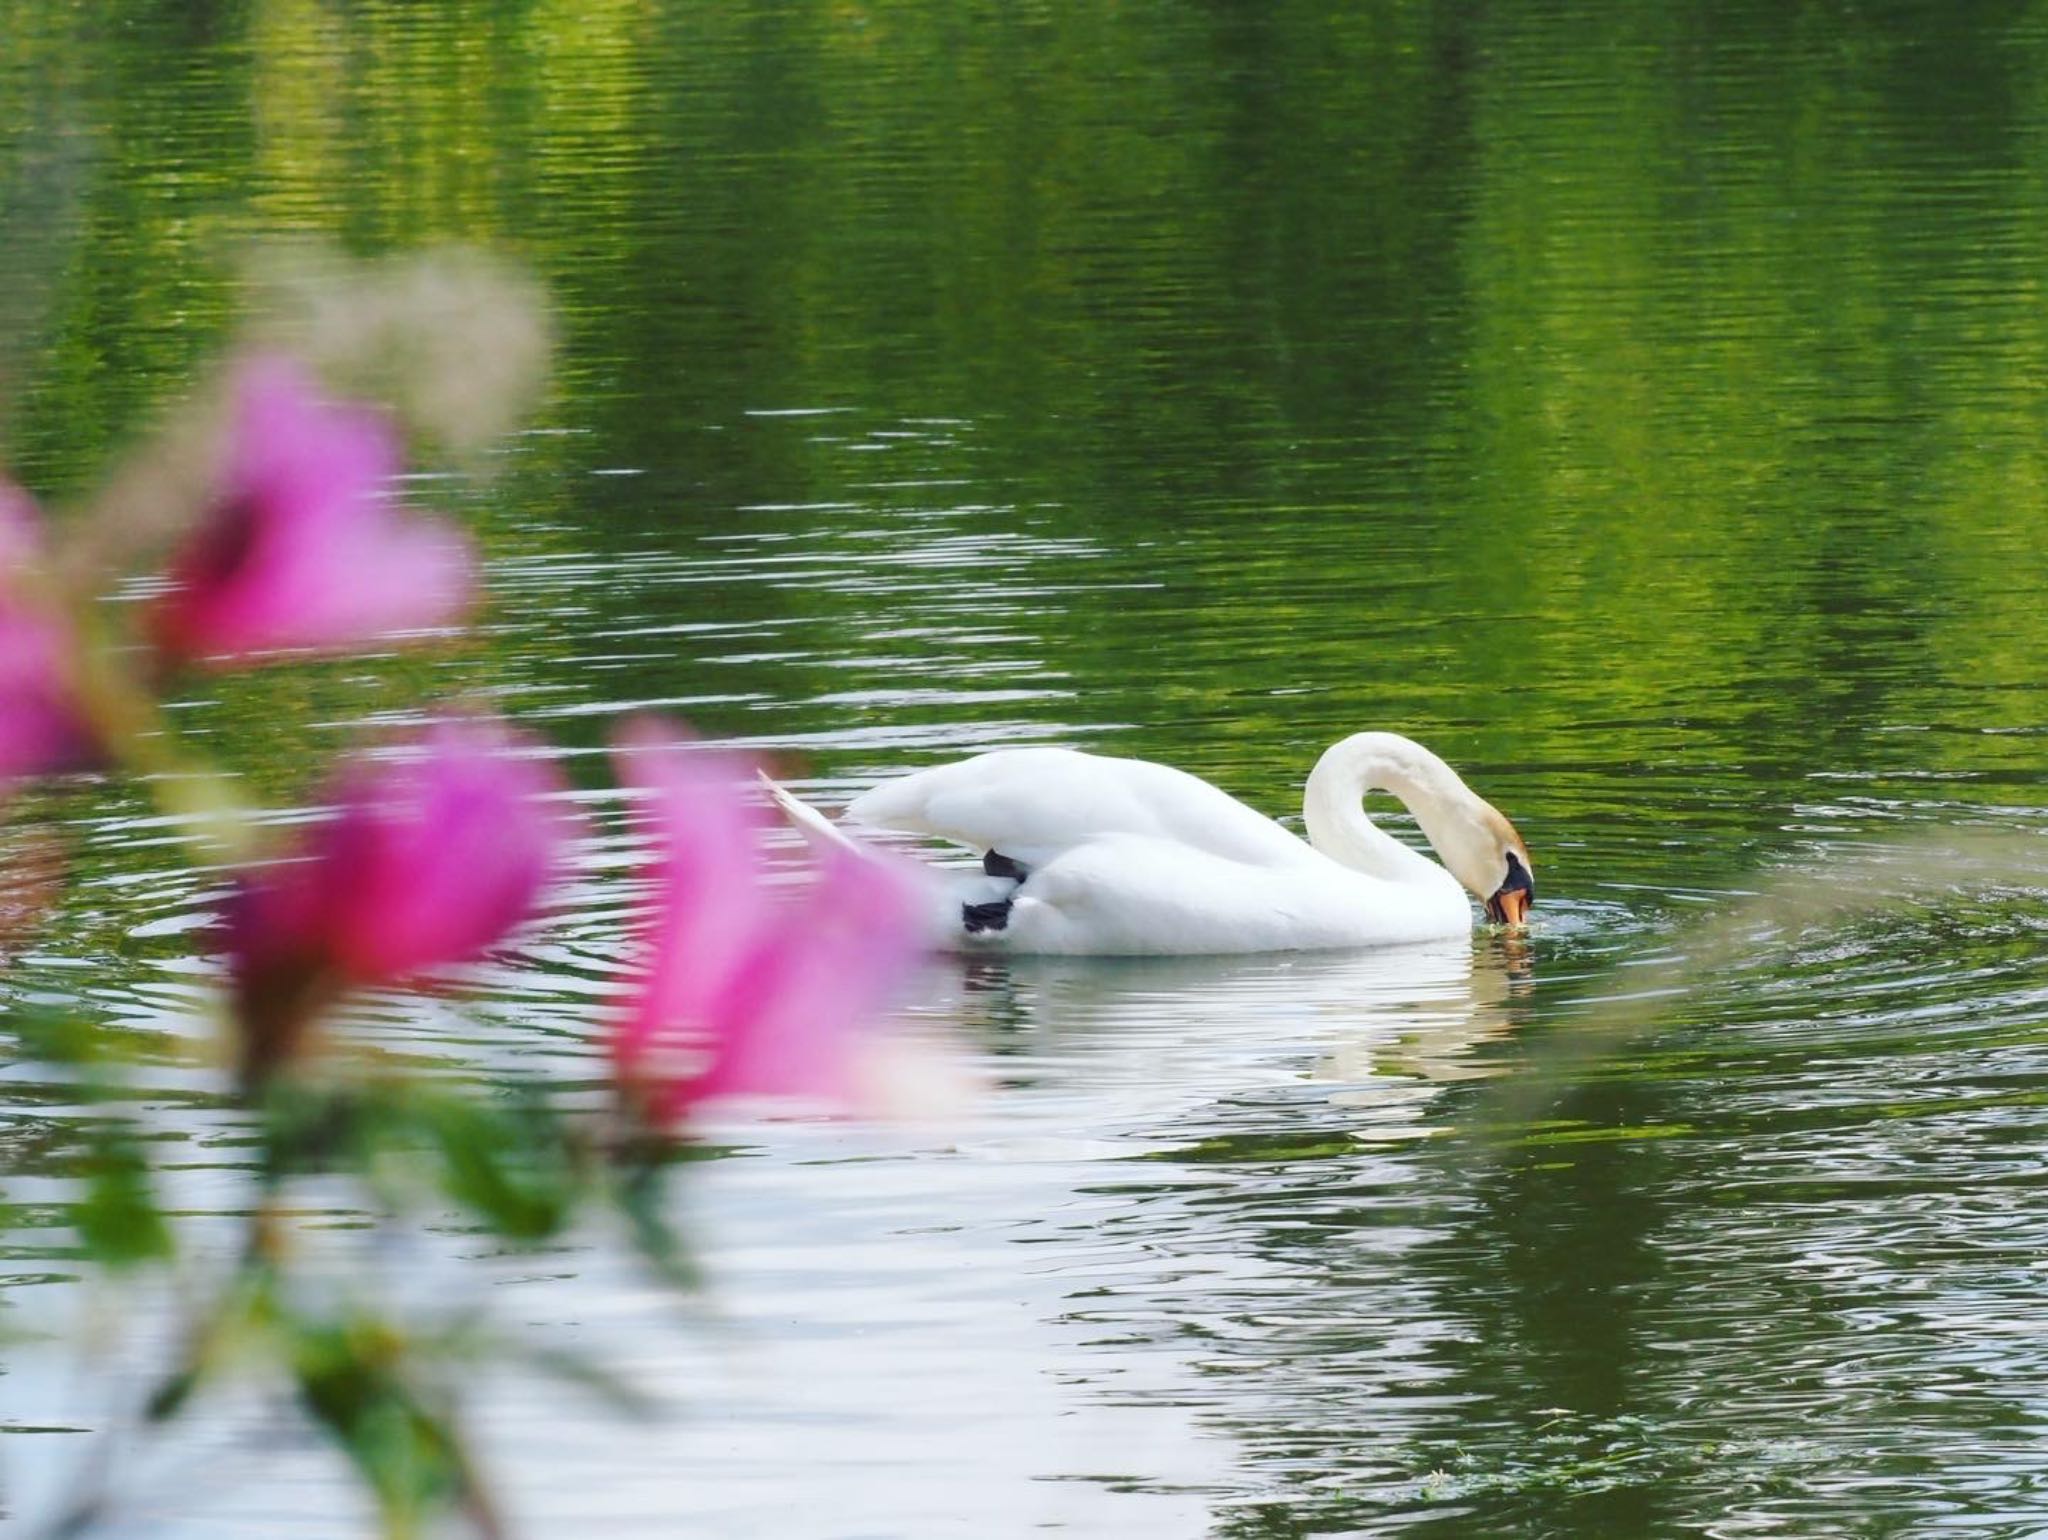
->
780, 733, 1529, 957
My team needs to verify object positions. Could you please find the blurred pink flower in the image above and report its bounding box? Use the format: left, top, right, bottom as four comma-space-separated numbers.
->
0, 483, 97, 788
154, 355, 475, 666
228, 716, 574, 1079
610, 721, 926, 1124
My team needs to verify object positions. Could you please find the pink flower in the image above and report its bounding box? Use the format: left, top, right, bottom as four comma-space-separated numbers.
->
153, 355, 475, 665
228, 717, 574, 1080
0, 483, 96, 789
610, 721, 927, 1124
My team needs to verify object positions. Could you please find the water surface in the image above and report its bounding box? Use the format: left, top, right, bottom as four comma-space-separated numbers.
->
5, 2, 2048, 1534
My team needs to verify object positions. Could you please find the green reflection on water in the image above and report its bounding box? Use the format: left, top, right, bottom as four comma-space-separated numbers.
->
5, 2, 2048, 1536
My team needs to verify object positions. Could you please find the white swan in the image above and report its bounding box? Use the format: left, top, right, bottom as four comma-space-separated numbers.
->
764, 732, 1534, 957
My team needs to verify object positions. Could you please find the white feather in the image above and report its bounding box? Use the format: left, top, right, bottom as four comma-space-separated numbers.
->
775, 734, 1533, 957
756, 769, 861, 856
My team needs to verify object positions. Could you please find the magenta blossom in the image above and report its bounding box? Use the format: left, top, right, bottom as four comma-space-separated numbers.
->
610, 722, 927, 1124
154, 355, 475, 665
227, 716, 574, 1080
0, 483, 97, 789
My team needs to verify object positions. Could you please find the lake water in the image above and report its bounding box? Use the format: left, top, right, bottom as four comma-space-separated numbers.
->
5, 2, 2048, 1535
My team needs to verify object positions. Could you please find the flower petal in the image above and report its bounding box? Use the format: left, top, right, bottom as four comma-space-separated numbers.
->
154, 355, 476, 663
608, 720, 773, 1081
313, 718, 574, 981
607, 720, 932, 1123
0, 610, 96, 781
678, 844, 928, 1111
0, 482, 96, 786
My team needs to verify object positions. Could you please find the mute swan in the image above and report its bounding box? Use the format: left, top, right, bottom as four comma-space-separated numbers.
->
762, 733, 1533, 957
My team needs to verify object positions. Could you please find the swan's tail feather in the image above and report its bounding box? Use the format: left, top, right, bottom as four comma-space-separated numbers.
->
756, 770, 865, 856
758, 771, 1027, 949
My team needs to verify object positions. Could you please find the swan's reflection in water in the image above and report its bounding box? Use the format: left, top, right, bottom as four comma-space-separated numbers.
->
870, 939, 1556, 1526
923, 934, 1538, 1149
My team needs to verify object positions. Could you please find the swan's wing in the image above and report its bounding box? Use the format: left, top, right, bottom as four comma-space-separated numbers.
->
1001, 836, 1468, 955
843, 747, 1321, 870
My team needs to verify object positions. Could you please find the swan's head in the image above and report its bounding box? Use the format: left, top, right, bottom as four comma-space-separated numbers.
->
1444, 804, 1534, 928
1304, 732, 1535, 927
1483, 847, 1535, 927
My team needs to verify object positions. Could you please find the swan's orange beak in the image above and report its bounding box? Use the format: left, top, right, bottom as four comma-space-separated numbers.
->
1484, 851, 1534, 927
1485, 885, 1531, 926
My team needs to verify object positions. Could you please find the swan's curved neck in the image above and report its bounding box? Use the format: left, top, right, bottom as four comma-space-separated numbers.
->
1301, 734, 1477, 893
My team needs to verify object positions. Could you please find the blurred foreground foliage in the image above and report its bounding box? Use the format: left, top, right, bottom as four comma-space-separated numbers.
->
0, 236, 924, 1538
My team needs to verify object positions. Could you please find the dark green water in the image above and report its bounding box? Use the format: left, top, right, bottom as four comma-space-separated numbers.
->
5, 2, 2048, 1534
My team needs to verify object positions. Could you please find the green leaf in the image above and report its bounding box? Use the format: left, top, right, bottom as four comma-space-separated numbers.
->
10, 1008, 161, 1076
144, 1366, 201, 1423
74, 1125, 173, 1269
257, 1073, 587, 1241
145, 1262, 281, 1424
614, 1153, 701, 1291
411, 1083, 580, 1242
257, 1080, 371, 1179
286, 1313, 482, 1539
